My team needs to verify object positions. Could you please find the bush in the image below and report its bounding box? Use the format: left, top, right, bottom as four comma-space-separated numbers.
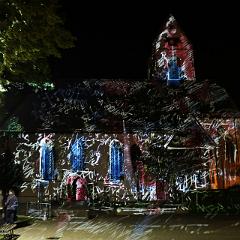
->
184, 189, 240, 214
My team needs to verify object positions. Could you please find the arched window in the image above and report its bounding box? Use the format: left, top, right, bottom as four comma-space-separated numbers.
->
109, 140, 124, 183
39, 136, 54, 181
69, 136, 85, 172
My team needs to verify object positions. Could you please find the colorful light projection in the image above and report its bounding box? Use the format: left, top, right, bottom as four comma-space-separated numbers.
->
39, 134, 55, 181
167, 54, 182, 81
204, 119, 239, 189
68, 135, 85, 172
150, 15, 195, 86
9, 117, 240, 204
109, 139, 124, 183
66, 175, 88, 201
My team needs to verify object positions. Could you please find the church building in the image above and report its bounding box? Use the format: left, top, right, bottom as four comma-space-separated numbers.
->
1, 16, 240, 211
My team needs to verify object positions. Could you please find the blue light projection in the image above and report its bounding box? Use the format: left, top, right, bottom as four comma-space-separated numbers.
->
69, 136, 85, 172
168, 56, 181, 81
109, 140, 124, 183
39, 136, 54, 181
167, 55, 184, 87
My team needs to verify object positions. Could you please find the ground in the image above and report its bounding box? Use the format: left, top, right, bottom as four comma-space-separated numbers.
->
14, 212, 240, 240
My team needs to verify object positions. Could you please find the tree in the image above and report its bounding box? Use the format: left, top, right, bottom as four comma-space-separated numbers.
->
0, 135, 23, 197
0, 0, 76, 86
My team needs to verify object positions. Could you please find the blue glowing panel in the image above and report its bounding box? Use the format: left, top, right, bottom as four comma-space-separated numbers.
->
109, 140, 124, 182
168, 56, 181, 81
40, 139, 54, 181
70, 137, 85, 172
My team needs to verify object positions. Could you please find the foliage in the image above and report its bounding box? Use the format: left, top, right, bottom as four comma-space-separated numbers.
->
0, 92, 6, 124
0, 79, 236, 133
5, 116, 23, 131
0, 79, 237, 192
185, 189, 240, 214
0, 136, 23, 193
0, 0, 76, 86
141, 135, 175, 182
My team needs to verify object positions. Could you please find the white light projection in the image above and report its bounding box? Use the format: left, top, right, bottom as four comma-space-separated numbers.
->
13, 133, 145, 202
10, 117, 240, 205
14, 133, 40, 192
176, 170, 209, 193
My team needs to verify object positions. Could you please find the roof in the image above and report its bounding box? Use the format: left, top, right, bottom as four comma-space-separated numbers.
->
0, 79, 239, 133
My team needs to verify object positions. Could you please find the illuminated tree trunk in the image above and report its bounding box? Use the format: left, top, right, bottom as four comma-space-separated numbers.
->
123, 120, 136, 193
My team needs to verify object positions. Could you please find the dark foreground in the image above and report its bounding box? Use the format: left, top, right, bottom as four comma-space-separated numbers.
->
13, 212, 240, 240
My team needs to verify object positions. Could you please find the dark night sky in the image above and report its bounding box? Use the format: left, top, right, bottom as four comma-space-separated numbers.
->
52, 1, 240, 106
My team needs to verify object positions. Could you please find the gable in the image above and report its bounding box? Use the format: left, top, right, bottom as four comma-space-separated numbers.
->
149, 15, 195, 85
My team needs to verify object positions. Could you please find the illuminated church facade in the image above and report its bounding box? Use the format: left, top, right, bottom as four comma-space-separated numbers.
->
1, 16, 240, 206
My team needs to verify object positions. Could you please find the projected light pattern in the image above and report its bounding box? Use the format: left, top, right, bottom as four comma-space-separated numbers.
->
2, 77, 240, 205
17, 214, 223, 239
176, 170, 208, 192
168, 55, 182, 81
123, 120, 136, 191
69, 136, 85, 172
1, 12, 240, 219
2, 118, 240, 209
109, 140, 124, 183
7, 77, 229, 134
39, 135, 55, 181
150, 15, 195, 85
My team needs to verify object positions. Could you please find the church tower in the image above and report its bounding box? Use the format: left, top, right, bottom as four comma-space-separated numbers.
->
149, 15, 195, 87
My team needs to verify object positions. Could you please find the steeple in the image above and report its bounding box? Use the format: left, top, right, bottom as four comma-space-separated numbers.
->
149, 15, 195, 86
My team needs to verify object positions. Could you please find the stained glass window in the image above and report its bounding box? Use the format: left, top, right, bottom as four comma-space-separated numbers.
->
39, 137, 54, 181
69, 136, 85, 172
109, 140, 124, 183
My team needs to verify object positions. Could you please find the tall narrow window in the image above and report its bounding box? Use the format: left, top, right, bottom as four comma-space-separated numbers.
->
39, 135, 54, 181
168, 56, 181, 81
226, 138, 236, 163
109, 140, 124, 183
69, 136, 85, 172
